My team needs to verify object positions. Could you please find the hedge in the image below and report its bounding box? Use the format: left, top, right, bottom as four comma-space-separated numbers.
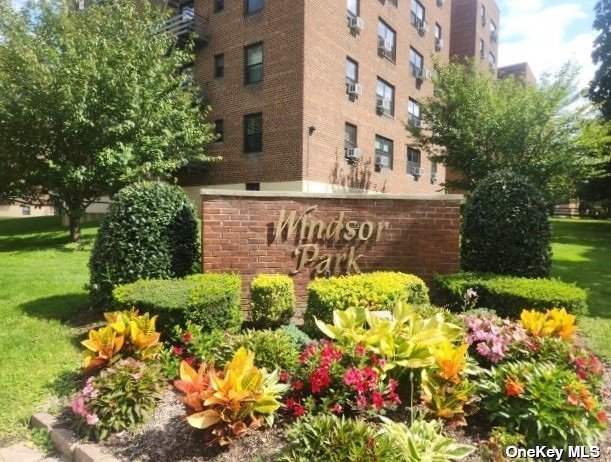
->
303, 272, 429, 337
250, 274, 296, 328
113, 273, 242, 331
433, 272, 588, 318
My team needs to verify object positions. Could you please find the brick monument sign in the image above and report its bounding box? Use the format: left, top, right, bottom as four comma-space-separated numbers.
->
201, 190, 462, 314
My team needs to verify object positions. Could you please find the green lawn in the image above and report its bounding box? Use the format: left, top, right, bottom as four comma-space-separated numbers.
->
550, 218, 611, 358
0, 216, 99, 443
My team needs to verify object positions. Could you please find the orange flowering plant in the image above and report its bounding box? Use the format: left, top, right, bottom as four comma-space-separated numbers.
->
479, 360, 606, 449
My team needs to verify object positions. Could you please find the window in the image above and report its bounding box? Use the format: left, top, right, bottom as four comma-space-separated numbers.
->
407, 147, 421, 175
488, 52, 496, 70
245, 43, 263, 84
479, 39, 485, 59
434, 23, 442, 49
345, 123, 357, 148
347, 0, 358, 17
214, 119, 224, 142
411, 0, 425, 26
214, 0, 224, 12
214, 54, 224, 78
244, 113, 262, 153
246, 182, 260, 191
376, 78, 395, 116
377, 20, 396, 61
407, 98, 421, 127
431, 160, 438, 181
245, 0, 263, 15
409, 47, 424, 77
346, 58, 358, 86
21, 206, 31, 216
375, 136, 393, 169
490, 20, 497, 41
481, 4, 486, 25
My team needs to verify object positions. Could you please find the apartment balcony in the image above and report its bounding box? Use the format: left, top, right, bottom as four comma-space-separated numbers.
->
164, 8, 209, 45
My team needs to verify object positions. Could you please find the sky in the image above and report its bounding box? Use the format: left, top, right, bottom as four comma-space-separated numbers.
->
9, 0, 600, 91
496, 0, 599, 90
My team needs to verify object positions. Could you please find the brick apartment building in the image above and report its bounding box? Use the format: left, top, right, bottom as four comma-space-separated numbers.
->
498, 62, 537, 85
449, 0, 499, 73
174, 0, 459, 201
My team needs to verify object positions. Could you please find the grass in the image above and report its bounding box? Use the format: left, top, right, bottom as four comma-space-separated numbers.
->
550, 218, 611, 359
0, 216, 99, 443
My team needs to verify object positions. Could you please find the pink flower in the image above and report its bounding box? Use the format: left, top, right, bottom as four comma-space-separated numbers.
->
357, 395, 367, 408
172, 346, 184, 356
331, 404, 343, 414
71, 397, 87, 417
355, 345, 366, 356
184, 356, 195, 365
85, 413, 99, 425
371, 391, 384, 409
575, 357, 587, 368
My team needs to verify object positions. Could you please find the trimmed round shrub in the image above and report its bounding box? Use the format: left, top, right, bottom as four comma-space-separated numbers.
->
461, 170, 551, 278
279, 324, 313, 349
89, 181, 199, 309
113, 273, 242, 332
434, 272, 588, 317
303, 271, 429, 337
250, 274, 295, 328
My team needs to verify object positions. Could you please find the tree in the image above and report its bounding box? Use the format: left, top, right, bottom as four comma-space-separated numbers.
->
589, 0, 611, 119
410, 61, 584, 203
0, 0, 215, 242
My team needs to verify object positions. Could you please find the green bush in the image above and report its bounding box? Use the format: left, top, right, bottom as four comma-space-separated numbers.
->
113, 273, 242, 331
279, 324, 313, 349
303, 272, 429, 337
434, 272, 588, 317
461, 170, 552, 278
89, 181, 199, 309
211, 329, 300, 373
250, 274, 295, 328
279, 414, 398, 462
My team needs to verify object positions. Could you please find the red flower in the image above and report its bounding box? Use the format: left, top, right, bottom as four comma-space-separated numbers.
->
299, 343, 317, 364
597, 411, 607, 423
331, 404, 343, 414
182, 332, 192, 344
320, 342, 343, 367
505, 377, 525, 397
371, 391, 384, 409
355, 345, 366, 356
172, 346, 184, 356
184, 356, 195, 365
292, 379, 304, 391
577, 369, 587, 380
293, 404, 305, 416
357, 395, 367, 408
285, 398, 296, 409
279, 371, 290, 383
310, 367, 331, 394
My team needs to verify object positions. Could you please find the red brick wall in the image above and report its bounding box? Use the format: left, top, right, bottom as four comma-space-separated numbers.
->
202, 191, 462, 316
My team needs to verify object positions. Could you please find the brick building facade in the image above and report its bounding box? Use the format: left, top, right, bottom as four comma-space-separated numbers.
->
177, 0, 454, 201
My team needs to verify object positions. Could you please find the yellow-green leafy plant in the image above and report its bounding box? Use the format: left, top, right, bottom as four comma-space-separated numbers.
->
315, 303, 463, 373
520, 307, 577, 340
174, 347, 289, 446
82, 310, 162, 369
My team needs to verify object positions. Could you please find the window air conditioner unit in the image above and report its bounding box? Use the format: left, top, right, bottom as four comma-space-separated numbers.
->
376, 96, 391, 113
424, 68, 435, 80
378, 37, 393, 55
345, 147, 361, 160
349, 16, 365, 32
431, 172, 438, 182
411, 118, 423, 129
416, 19, 429, 36
347, 83, 363, 96
436, 0, 444, 6
435, 38, 443, 51
376, 155, 390, 168
411, 166, 425, 176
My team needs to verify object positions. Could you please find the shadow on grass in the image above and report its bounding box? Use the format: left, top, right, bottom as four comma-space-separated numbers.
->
0, 217, 99, 252
19, 293, 101, 328
45, 369, 85, 398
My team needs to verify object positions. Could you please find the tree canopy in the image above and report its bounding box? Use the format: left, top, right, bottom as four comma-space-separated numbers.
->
0, 0, 215, 241
409, 61, 585, 203
589, 0, 611, 119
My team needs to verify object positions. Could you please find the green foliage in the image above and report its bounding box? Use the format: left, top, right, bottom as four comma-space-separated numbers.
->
29, 428, 53, 456
461, 171, 552, 278
434, 272, 588, 318
304, 272, 429, 337
72, 359, 165, 441
478, 360, 606, 449
211, 329, 300, 374
588, 0, 611, 119
89, 181, 199, 308
0, 0, 215, 241
279, 324, 313, 349
410, 61, 584, 203
250, 274, 295, 328
379, 416, 475, 461
113, 273, 242, 332
279, 414, 398, 462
